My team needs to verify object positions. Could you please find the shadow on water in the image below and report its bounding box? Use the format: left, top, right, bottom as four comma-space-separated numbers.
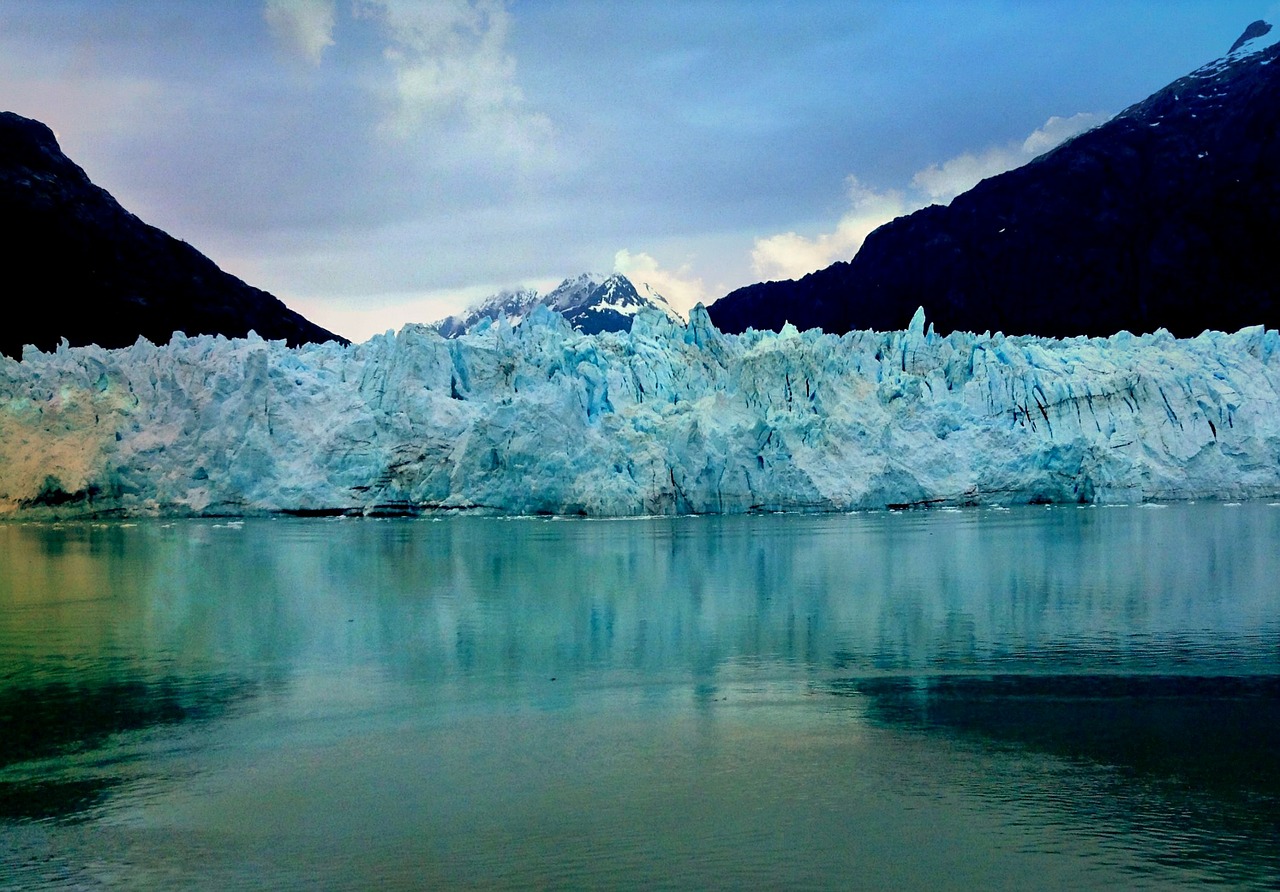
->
0, 671, 256, 821
838, 672, 1280, 884
844, 674, 1280, 794
0, 520, 265, 823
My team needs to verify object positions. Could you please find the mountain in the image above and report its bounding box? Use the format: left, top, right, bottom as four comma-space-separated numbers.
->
433, 273, 684, 337
0, 111, 345, 359
708, 22, 1280, 339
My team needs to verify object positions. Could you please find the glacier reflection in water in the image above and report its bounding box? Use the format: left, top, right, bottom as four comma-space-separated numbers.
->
1, 503, 1278, 889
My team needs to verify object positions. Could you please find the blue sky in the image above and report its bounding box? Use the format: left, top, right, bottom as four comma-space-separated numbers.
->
2, 1, 1276, 341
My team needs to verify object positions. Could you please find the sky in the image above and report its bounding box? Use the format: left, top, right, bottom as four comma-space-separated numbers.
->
2, 1, 1278, 342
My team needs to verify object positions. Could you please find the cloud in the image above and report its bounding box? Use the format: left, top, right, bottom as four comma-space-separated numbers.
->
263, 0, 336, 66
911, 112, 1106, 204
1021, 113, 1106, 155
356, 0, 553, 160
752, 112, 1109, 282
614, 249, 709, 317
751, 177, 908, 282
286, 286, 497, 343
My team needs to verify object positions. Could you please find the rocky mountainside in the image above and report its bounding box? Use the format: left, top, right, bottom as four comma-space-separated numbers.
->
433, 273, 684, 337
708, 22, 1280, 339
0, 111, 344, 359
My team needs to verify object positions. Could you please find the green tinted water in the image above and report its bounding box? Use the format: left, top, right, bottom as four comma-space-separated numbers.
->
1, 505, 1278, 889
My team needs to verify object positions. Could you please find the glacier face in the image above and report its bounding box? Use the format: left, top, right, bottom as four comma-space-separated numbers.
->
1, 306, 1278, 517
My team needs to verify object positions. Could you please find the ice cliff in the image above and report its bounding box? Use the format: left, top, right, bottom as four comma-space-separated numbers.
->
2, 306, 1278, 517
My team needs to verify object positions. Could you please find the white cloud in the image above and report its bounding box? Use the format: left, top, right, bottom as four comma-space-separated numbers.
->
613, 249, 709, 316
356, 0, 553, 161
263, 0, 336, 66
286, 284, 502, 344
752, 112, 1109, 282
912, 112, 1106, 203
751, 177, 908, 282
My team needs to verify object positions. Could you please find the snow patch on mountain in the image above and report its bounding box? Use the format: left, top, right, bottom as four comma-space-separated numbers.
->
1160, 18, 1280, 89
2, 308, 1277, 517
433, 273, 684, 338
1226, 20, 1278, 57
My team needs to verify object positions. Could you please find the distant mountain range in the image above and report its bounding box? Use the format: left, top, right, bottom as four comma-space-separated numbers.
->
707, 21, 1280, 339
432, 273, 684, 337
7, 18, 1277, 357
0, 111, 344, 359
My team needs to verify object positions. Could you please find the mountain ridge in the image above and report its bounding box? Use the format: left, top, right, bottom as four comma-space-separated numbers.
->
0, 111, 345, 359
707, 21, 1280, 339
433, 272, 684, 337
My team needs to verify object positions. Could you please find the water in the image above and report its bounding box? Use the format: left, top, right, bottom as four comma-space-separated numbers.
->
0, 504, 1277, 890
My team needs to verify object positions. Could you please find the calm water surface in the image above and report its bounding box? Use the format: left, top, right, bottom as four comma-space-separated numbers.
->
1, 504, 1277, 890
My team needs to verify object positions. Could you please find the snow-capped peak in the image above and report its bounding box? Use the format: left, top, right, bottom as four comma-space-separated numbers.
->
431, 273, 683, 337
432, 287, 541, 338
1186, 19, 1280, 81
1226, 20, 1279, 58
628, 278, 687, 324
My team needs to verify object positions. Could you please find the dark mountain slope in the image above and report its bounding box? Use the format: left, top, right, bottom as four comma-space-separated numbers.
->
0, 111, 344, 359
708, 23, 1280, 338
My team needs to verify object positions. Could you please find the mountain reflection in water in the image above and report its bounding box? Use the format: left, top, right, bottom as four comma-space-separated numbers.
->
0, 672, 254, 821
0, 505, 1277, 889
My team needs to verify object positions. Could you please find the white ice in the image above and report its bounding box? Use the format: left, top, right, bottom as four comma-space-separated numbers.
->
1, 306, 1277, 516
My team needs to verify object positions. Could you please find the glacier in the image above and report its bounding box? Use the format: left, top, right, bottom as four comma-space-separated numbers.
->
1, 305, 1278, 517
